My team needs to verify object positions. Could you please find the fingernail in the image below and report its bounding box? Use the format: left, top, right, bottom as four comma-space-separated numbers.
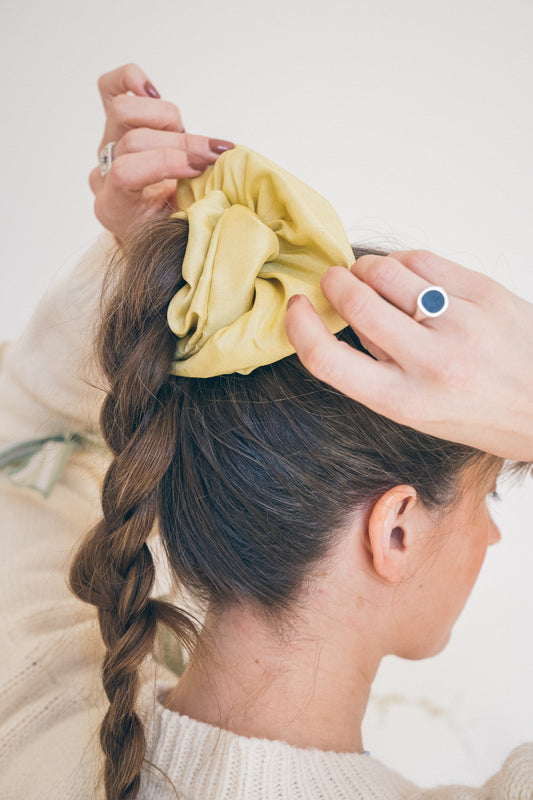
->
209, 138, 235, 155
188, 153, 209, 171
144, 81, 161, 99
287, 295, 302, 309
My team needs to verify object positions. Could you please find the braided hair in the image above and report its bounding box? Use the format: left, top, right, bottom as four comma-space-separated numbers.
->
71, 216, 506, 799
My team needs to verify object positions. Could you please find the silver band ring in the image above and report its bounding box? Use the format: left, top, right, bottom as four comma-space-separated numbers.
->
413, 286, 449, 322
99, 141, 116, 176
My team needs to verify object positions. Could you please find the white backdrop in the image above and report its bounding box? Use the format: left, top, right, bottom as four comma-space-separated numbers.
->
1, 0, 532, 788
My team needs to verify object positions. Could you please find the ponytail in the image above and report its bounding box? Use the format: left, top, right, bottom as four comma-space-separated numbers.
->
70, 217, 196, 800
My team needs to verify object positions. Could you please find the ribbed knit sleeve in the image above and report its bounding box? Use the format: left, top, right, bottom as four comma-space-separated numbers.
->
410, 742, 533, 799
0, 234, 116, 800
0, 233, 116, 443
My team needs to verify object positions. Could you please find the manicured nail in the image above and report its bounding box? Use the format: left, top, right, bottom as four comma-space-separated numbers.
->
287, 295, 302, 309
209, 138, 235, 155
188, 153, 209, 171
144, 81, 161, 98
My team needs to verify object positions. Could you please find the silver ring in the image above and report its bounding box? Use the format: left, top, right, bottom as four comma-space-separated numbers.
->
99, 141, 116, 176
413, 286, 449, 322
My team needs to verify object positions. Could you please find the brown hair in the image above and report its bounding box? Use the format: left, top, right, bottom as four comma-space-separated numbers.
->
70, 215, 518, 799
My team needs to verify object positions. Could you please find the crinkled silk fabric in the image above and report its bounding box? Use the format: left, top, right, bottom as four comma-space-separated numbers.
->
167, 146, 354, 377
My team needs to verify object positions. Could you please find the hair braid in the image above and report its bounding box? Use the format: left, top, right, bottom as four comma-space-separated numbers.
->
70, 218, 197, 800
68, 215, 514, 799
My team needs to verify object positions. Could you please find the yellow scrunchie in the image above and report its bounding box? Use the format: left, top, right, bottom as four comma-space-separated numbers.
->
167, 145, 354, 377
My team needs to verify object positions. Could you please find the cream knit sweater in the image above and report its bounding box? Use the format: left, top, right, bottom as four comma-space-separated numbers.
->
0, 233, 531, 800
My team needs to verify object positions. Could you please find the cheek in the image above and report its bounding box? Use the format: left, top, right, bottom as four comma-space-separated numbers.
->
396, 501, 495, 661
446, 515, 491, 614
465, 528, 488, 575
458, 540, 487, 598
412, 521, 489, 658
464, 505, 496, 577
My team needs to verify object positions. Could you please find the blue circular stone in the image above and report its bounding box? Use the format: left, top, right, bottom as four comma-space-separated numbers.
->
421, 289, 446, 314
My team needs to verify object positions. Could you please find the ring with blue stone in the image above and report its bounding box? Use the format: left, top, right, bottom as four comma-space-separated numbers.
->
413, 286, 449, 322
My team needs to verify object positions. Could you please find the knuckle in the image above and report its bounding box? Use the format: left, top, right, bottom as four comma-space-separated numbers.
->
97, 68, 113, 91
432, 347, 469, 389
322, 267, 372, 321
122, 62, 140, 80
353, 253, 374, 273
88, 168, 99, 194
110, 93, 129, 120
160, 147, 177, 173
304, 341, 337, 383
408, 249, 435, 271
168, 103, 183, 129
107, 157, 129, 188
93, 196, 107, 228
340, 287, 370, 321
367, 256, 397, 287
120, 128, 141, 152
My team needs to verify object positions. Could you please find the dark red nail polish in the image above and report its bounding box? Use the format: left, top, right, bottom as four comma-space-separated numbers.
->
287, 295, 302, 309
209, 138, 235, 155
144, 81, 161, 98
188, 153, 209, 171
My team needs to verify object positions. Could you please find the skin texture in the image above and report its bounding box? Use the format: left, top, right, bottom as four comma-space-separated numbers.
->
166, 460, 500, 752
285, 254, 533, 462
165, 461, 502, 753
89, 63, 234, 243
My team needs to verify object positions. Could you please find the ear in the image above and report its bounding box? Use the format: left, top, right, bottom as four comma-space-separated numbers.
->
367, 486, 419, 583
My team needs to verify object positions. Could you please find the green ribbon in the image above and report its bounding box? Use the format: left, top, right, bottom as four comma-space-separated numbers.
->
0, 432, 191, 677
0, 434, 85, 498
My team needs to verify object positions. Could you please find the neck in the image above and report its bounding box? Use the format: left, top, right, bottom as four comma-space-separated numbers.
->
165, 600, 381, 753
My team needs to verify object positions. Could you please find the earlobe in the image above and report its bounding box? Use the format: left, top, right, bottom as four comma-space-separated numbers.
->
367, 487, 417, 584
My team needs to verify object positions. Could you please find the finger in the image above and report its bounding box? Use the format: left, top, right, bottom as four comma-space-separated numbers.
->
115, 129, 234, 163
98, 63, 161, 112
150, 178, 181, 211
102, 95, 185, 147
106, 148, 211, 194
351, 254, 432, 316
285, 295, 406, 418
320, 267, 432, 364
387, 249, 491, 301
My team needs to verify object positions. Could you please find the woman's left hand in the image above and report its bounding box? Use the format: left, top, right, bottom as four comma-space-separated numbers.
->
285, 251, 533, 462
88, 63, 234, 242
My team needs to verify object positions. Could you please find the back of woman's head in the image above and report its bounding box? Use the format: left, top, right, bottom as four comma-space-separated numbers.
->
70, 215, 503, 800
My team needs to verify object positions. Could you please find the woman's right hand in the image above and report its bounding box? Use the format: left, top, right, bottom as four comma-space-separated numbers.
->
285, 250, 533, 462
88, 63, 234, 243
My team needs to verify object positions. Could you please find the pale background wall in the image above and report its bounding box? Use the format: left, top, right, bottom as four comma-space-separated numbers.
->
1, 0, 531, 788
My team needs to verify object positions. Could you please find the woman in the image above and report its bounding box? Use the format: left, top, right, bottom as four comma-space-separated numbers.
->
0, 64, 532, 800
